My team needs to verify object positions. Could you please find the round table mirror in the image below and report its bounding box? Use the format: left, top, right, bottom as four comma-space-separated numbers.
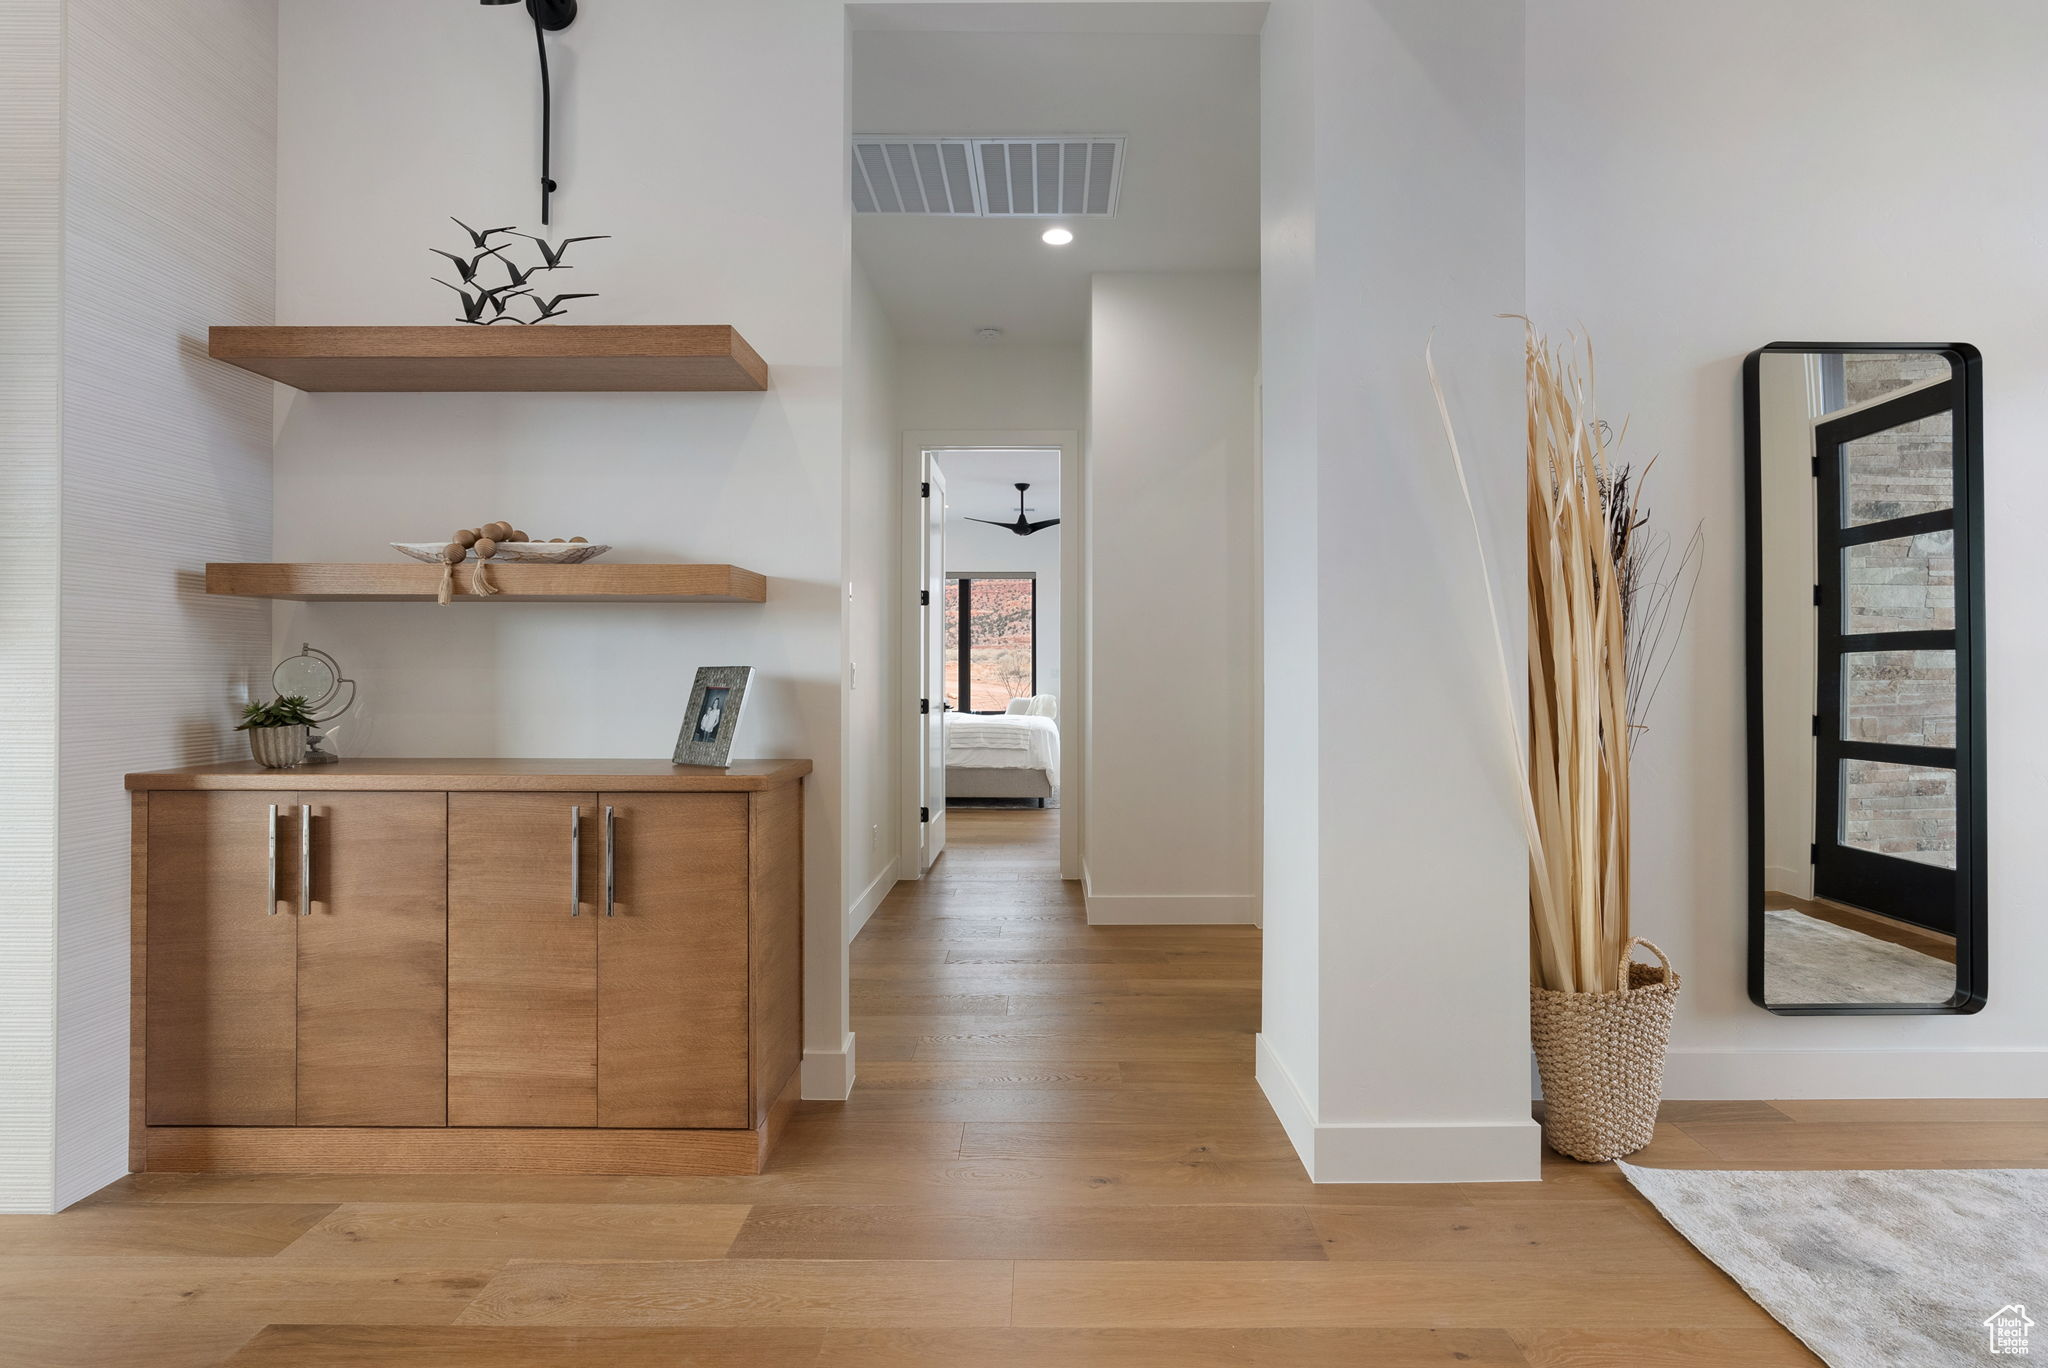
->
270, 644, 355, 764
273, 652, 338, 709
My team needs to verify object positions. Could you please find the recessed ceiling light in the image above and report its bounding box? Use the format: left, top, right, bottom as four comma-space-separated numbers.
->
1041, 227, 1075, 246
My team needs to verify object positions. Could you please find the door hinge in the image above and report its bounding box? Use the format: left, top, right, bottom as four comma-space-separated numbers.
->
1811, 714, 1821, 737
921, 481, 930, 498
1810, 841, 1820, 862
919, 698, 930, 715
1810, 455, 1819, 478
920, 806, 931, 823
919, 589, 930, 606
1812, 584, 1823, 607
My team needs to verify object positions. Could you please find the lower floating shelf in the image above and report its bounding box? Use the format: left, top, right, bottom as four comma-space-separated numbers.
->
205, 562, 767, 603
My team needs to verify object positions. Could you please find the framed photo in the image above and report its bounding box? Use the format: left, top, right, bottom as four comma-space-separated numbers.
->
673, 666, 754, 768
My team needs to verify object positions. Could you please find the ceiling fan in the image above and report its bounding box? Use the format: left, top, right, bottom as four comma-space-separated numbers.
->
966, 482, 1061, 537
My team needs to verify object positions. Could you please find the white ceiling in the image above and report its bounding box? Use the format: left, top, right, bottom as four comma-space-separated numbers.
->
850, 3, 1269, 36
934, 448, 1062, 521
851, 29, 1259, 344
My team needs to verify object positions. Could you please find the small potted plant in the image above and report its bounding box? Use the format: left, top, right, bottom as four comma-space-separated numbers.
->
236, 695, 319, 769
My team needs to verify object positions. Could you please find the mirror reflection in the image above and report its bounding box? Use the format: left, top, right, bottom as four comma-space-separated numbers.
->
1749, 346, 1981, 1011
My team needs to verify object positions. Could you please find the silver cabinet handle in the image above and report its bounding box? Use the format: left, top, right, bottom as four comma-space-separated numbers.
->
603, 804, 616, 917
298, 803, 312, 917
266, 804, 280, 915
569, 806, 582, 917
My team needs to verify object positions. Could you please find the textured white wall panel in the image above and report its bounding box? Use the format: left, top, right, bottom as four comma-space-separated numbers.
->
0, 0, 64, 1215
54, 0, 277, 1209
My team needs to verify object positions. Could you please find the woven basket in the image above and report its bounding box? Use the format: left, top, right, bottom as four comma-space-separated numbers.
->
1530, 938, 1680, 1163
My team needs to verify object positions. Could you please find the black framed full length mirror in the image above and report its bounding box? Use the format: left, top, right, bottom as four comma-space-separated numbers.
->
1744, 343, 1985, 1015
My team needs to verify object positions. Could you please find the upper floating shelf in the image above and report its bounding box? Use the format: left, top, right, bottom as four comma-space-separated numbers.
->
205, 563, 767, 603
207, 325, 769, 393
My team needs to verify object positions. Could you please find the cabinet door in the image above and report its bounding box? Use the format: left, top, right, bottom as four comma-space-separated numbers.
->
597, 792, 751, 1128
146, 791, 297, 1125
297, 792, 448, 1125
448, 792, 597, 1126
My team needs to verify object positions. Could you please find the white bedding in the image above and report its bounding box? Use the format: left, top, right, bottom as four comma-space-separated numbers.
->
946, 713, 1059, 779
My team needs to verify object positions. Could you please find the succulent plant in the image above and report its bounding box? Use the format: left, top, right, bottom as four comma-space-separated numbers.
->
236, 695, 320, 731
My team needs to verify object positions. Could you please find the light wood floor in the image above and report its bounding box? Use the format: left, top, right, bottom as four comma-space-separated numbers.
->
5, 809, 2042, 1366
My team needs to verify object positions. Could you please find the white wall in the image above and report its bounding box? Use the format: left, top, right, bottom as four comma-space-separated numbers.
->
273, 0, 859, 1098
844, 265, 903, 938
1258, 0, 1537, 1182
1528, 0, 2048, 1096
1086, 271, 1260, 925
899, 342, 1085, 432
0, 0, 277, 1214
1758, 352, 1817, 898
0, 0, 64, 1218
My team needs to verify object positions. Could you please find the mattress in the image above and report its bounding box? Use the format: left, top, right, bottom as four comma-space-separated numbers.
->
945, 712, 1059, 779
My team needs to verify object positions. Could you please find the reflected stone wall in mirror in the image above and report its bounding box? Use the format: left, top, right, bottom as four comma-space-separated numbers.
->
1744, 344, 1984, 1014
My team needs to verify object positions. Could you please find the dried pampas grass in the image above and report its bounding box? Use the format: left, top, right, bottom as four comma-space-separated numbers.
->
1520, 324, 1631, 994
1432, 321, 1646, 995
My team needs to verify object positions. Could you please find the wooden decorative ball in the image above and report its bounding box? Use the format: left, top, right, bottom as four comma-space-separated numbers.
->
453, 529, 479, 548
569, 536, 588, 544
509, 529, 531, 544
441, 542, 466, 563
474, 537, 498, 558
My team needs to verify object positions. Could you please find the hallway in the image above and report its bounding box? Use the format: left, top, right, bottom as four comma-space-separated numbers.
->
0, 807, 1967, 1366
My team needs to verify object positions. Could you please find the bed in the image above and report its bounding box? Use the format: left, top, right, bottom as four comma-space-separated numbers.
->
946, 696, 1059, 804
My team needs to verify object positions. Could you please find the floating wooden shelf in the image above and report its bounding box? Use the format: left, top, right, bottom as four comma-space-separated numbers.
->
207, 325, 769, 392
205, 562, 767, 603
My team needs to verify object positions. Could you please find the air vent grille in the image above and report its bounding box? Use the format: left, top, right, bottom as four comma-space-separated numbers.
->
851, 136, 1124, 218
977, 140, 1120, 216
852, 139, 980, 215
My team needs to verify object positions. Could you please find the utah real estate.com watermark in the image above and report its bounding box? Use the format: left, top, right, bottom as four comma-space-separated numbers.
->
1985, 1305, 2035, 1356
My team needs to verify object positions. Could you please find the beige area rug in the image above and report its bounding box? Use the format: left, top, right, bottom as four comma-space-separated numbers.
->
1764, 907, 1952, 1004
1622, 1163, 2048, 1366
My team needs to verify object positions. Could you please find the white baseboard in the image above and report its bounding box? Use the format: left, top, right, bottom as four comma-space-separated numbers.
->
1082, 867, 1259, 924
1255, 1034, 1318, 1167
1257, 1034, 1542, 1183
1764, 865, 1812, 899
800, 1033, 857, 1101
1664, 1047, 2048, 1100
1086, 891, 1258, 924
845, 858, 898, 942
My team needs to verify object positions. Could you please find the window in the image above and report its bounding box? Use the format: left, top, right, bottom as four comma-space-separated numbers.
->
942, 576, 1035, 713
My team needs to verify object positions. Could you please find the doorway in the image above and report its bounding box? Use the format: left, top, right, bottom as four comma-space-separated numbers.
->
903, 440, 1076, 876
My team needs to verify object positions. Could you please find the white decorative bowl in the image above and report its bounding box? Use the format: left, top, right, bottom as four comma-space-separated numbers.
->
392, 541, 611, 564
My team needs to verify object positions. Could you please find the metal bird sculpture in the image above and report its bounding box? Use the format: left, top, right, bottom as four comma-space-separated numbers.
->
450, 217, 518, 249
437, 278, 530, 325
512, 232, 611, 269
965, 483, 1062, 536
528, 292, 599, 322
432, 220, 609, 323
429, 245, 510, 284
500, 257, 547, 289
482, 283, 534, 322
434, 278, 495, 324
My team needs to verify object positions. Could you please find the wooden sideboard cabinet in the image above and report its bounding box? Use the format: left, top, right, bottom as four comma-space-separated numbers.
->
126, 759, 808, 1176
